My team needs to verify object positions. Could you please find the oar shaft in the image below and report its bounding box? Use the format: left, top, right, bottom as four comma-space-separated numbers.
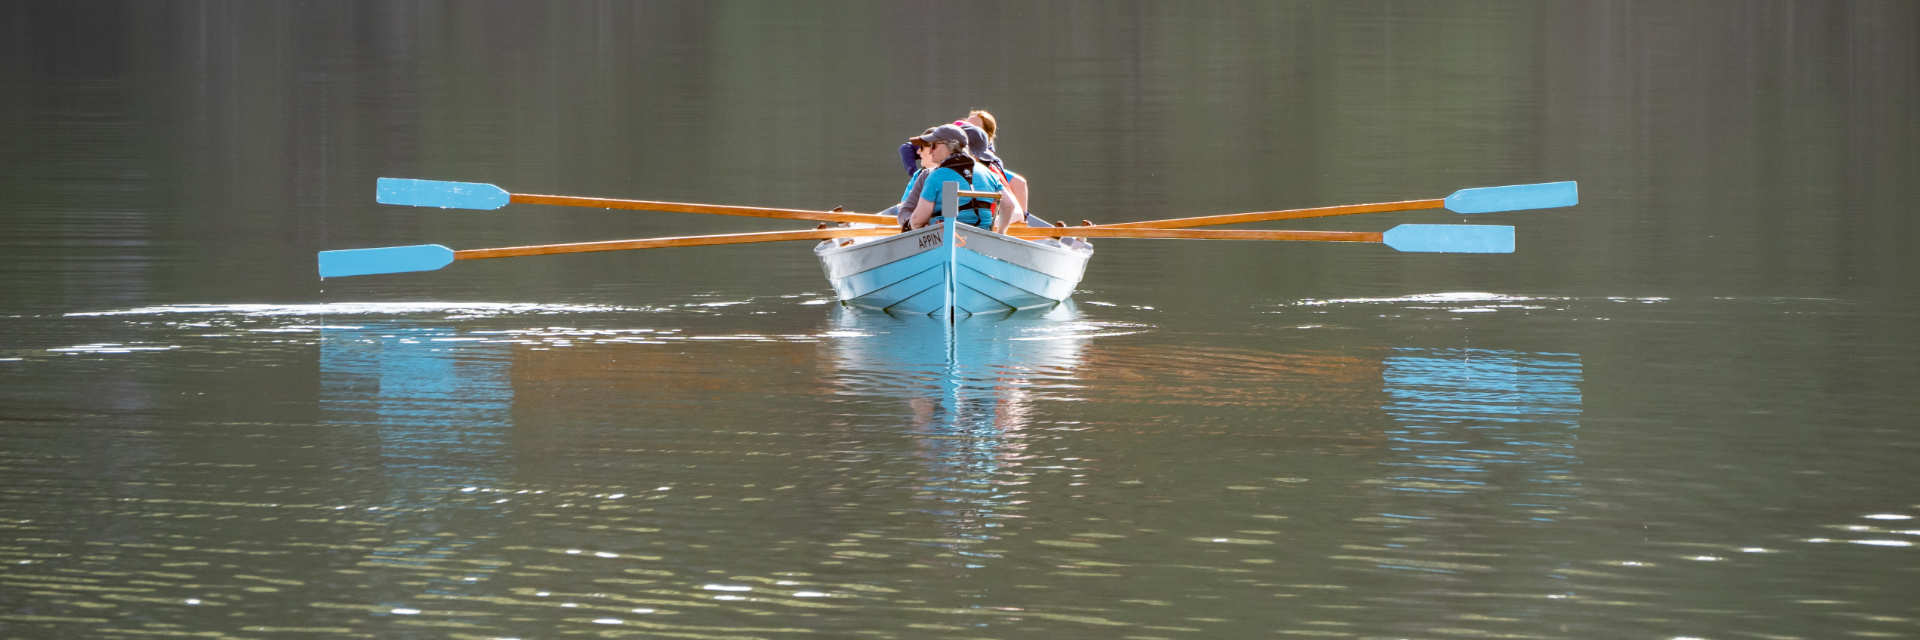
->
452, 227, 895, 261
508, 193, 896, 225
1011, 223, 1512, 253
1101, 198, 1443, 229
1008, 227, 1384, 242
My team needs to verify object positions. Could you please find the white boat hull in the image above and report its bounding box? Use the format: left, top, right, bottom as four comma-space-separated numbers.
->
814, 223, 1093, 317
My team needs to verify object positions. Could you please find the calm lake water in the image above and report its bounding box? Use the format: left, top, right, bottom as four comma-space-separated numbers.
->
3, 2, 1917, 638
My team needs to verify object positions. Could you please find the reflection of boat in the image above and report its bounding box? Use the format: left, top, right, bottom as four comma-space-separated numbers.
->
824, 305, 1092, 563
814, 216, 1093, 317
823, 302, 1091, 396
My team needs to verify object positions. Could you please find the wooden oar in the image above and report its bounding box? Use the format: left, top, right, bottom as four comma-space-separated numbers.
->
318, 227, 896, 278
1008, 224, 1515, 253
1100, 181, 1577, 229
377, 177, 898, 226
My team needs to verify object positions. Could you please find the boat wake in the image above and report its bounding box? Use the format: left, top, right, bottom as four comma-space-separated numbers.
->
1286, 291, 1670, 313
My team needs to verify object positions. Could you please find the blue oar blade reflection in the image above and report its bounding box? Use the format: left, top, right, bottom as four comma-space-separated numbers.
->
1380, 347, 1585, 515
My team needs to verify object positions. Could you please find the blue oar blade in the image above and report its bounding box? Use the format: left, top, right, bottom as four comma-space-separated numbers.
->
1382, 224, 1514, 253
1443, 181, 1578, 214
317, 244, 457, 278
376, 177, 511, 210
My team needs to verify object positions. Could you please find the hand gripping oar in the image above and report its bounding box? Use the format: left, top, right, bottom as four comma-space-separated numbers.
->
1007, 224, 1515, 253
317, 227, 896, 278
1101, 181, 1577, 229
376, 177, 898, 226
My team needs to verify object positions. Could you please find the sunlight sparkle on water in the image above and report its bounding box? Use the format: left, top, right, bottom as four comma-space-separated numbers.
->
49, 342, 179, 354
65, 302, 635, 318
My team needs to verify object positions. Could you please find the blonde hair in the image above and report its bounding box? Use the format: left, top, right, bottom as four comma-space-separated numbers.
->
967, 109, 997, 140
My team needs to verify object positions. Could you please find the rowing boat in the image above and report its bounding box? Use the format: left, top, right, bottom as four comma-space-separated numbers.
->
814, 184, 1092, 317
322, 178, 1576, 312
815, 223, 1092, 316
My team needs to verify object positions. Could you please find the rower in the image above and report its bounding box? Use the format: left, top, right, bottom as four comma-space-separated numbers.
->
905, 124, 1024, 233
959, 110, 1032, 217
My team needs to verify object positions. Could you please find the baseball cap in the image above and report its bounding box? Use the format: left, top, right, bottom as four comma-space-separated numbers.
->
908, 124, 968, 149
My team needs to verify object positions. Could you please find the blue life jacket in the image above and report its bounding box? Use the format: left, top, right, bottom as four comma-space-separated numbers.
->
926, 155, 998, 228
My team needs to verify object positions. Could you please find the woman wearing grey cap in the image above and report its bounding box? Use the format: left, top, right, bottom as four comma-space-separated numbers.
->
902, 124, 1025, 233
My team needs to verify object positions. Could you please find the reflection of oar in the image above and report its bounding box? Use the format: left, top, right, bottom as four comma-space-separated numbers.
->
1100, 181, 1577, 229
1008, 224, 1515, 253
376, 177, 898, 226
318, 227, 896, 278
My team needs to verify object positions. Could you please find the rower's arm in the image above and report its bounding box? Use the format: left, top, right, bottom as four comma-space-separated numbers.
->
1008, 172, 1030, 213
908, 198, 935, 229
992, 189, 1026, 234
